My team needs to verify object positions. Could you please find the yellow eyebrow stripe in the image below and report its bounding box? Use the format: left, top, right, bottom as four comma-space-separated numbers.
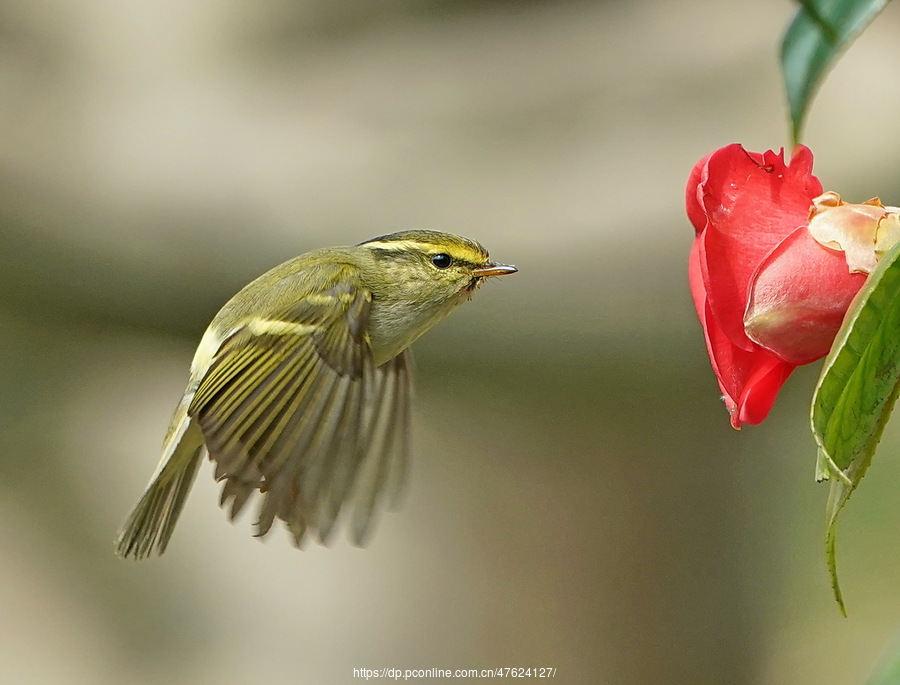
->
361, 240, 439, 252
362, 240, 487, 264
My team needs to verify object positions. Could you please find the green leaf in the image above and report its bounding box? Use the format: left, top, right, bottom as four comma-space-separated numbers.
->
868, 635, 900, 685
811, 239, 900, 615
781, 0, 892, 143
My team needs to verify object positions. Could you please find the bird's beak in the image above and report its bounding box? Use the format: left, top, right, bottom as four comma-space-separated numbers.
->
472, 262, 518, 278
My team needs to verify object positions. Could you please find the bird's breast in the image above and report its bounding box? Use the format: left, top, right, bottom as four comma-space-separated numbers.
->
367, 296, 462, 366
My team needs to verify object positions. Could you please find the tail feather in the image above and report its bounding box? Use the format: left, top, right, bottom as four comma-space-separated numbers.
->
115, 411, 205, 560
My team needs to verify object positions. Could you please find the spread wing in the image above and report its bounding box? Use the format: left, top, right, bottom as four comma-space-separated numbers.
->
188, 265, 412, 546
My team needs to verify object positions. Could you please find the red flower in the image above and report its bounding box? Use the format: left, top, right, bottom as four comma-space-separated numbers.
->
687, 144, 875, 428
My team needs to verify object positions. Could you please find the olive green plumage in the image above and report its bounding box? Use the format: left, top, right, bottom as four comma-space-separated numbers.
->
115, 230, 516, 559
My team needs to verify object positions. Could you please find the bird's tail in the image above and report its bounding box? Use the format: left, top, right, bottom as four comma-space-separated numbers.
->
115, 399, 205, 560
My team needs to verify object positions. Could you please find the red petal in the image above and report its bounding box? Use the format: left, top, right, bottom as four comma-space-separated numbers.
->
736, 356, 795, 427
699, 145, 823, 351
686, 150, 714, 234
744, 226, 867, 364
688, 236, 707, 315
691, 240, 797, 428
698, 224, 754, 352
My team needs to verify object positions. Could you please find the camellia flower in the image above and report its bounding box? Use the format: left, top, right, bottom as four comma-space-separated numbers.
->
687, 144, 900, 428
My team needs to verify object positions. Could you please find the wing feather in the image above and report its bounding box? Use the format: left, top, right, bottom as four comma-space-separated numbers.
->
385, 351, 413, 507
351, 349, 413, 545
254, 365, 345, 538
187, 266, 412, 547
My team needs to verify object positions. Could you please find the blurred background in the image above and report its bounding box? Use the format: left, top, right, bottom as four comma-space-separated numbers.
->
3, 0, 900, 683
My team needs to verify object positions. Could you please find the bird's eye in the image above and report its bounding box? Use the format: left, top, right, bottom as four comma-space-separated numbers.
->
430, 253, 453, 269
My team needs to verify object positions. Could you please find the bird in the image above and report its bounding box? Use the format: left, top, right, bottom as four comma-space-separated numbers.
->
115, 230, 517, 559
